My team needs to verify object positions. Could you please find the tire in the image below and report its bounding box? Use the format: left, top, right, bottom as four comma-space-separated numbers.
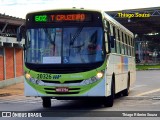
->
103, 78, 115, 107
123, 73, 130, 96
42, 97, 51, 108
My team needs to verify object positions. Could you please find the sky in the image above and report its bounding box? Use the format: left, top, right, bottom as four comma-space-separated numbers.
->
0, 0, 160, 18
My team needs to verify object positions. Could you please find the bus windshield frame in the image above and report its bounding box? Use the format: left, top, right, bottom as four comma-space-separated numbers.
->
25, 10, 106, 66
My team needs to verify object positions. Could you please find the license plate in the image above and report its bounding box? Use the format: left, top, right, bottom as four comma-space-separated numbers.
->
56, 87, 69, 92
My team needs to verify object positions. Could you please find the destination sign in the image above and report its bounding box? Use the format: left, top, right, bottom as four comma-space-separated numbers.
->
34, 13, 92, 22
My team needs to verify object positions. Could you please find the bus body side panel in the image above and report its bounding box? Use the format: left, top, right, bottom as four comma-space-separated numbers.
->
106, 54, 136, 94
129, 57, 136, 86
106, 54, 124, 94
105, 54, 114, 96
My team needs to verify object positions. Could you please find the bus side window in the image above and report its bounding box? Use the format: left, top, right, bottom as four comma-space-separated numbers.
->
110, 24, 116, 53
126, 36, 129, 55
104, 20, 109, 53
104, 20, 109, 32
129, 36, 131, 56
124, 34, 127, 55
116, 29, 121, 54
133, 47, 135, 57
121, 43, 125, 55
121, 32, 125, 55
113, 27, 117, 53
119, 31, 124, 54
115, 28, 119, 53
116, 41, 119, 54
123, 33, 126, 55
132, 38, 135, 56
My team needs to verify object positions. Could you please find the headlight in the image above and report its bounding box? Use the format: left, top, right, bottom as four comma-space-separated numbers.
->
25, 73, 31, 79
25, 73, 43, 85
83, 77, 99, 85
96, 71, 104, 79
81, 70, 104, 85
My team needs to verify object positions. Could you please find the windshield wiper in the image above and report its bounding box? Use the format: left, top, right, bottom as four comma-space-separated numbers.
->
43, 28, 56, 45
70, 27, 83, 46
69, 27, 85, 55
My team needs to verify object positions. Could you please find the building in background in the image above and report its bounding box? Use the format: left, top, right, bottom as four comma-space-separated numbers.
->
0, 13, 25, 88
135, 34, 160, 64
107, 7, 160, 64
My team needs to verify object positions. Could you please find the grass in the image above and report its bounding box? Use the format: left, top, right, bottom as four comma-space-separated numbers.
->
136, 64, 160, 70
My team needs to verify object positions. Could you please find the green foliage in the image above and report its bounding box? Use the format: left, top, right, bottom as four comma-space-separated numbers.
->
136, 64, 160, 70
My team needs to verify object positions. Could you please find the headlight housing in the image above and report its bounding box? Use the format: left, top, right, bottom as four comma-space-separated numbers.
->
25, 73, 43, 85
81, 71, 104, 85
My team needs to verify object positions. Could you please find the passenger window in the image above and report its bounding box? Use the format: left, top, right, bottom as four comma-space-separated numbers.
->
115, 28, 119, 40
123, 33, 126, 44
125, 45, 128, 55
109, 24, 117, 53
121, 43, 125, 55
116, 41, 120, 54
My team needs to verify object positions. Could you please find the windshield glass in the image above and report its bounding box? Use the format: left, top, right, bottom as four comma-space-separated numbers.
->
25, 27, 104, 64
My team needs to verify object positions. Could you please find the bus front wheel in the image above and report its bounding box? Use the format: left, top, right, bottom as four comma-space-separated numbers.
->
42, 97, 51, 108
103, 79, 115, 107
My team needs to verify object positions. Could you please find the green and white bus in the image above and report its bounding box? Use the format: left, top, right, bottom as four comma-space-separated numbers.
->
18, 8, 136, 108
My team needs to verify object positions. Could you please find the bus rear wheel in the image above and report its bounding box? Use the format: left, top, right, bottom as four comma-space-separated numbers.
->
103, 79, 115, 107
42, 97, 51, 108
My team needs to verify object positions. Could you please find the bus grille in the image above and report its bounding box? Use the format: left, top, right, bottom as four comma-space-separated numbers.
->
44, 88, 80, 90
42, 80, 83, 84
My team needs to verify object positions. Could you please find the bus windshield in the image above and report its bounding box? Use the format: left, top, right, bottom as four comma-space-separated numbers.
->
25, 27, 104, 64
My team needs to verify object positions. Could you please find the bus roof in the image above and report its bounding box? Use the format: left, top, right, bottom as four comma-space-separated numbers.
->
26, 8, 102, 16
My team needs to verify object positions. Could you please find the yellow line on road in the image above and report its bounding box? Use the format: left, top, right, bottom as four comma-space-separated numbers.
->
133, 88, 160, 97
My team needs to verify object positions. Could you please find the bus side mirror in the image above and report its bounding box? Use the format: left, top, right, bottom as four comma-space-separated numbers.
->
17, 28, 22, 42
17, 24, 25, 42
110, 36, 115, 48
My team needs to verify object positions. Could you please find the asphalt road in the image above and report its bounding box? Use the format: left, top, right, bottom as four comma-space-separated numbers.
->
0, 70, 160, 120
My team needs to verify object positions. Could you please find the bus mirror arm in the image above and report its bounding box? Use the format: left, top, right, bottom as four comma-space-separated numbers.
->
17, 28, 22, 42
17, 23, 25, 42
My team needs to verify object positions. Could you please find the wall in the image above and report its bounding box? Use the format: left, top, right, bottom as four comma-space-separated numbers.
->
6, 48, 14, 79
15, 48, 23, 76
0, 47, 23, 82
0, 55, 4, 80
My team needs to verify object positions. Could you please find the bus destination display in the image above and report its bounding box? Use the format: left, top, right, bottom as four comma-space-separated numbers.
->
34, 13, 92, 22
